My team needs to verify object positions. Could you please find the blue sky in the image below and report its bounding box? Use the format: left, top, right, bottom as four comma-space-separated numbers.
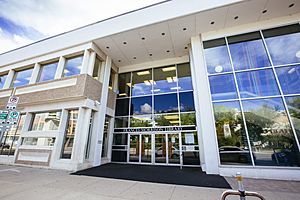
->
0, 0, 164, 54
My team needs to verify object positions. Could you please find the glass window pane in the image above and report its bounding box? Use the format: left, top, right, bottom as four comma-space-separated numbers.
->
113, 134, 128, 145
30, 111, 61, 131
154, 114, 179, 126
236, 69, 279, 98
114, 117, 128, 128
203, 38, 232, 74
131, 96, 152, 115
276, 65, 300, 95
263, 24, 300, 65
130, 115, 152, 127
179, 92, 195, 112
93, 57, 101, 80
213, 101, 252, 165
39, 62, 58, 82
131, 69, 152, 96
61, 110, 78, 159
228, 32, 270, 70
154, 93, 178, 113
22, 137, 55, 146
286, 96, 300, 142
118, 73, 131, 97
209, 74, 238, 101
115, 98, 130, 116
153, 65, 177, 94
12, 68, 33, 87
0, 74, 7, 89
180, 112, 196, 126
64, 56, 83, 77
242, 98, 300, 167
177, 63, 193, 91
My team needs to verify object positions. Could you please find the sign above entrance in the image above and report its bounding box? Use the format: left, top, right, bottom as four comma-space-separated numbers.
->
114, 126, 196, 133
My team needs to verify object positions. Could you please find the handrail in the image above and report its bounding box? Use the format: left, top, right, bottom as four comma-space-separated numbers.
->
220, 172, 266, 200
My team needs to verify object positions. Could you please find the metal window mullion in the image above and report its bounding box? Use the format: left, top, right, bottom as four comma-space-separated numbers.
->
225, 36, 256, 166
260, 30, 300, 151
152, 68, 155, 127
128, 72, 133, 128
175, 64, 182, 127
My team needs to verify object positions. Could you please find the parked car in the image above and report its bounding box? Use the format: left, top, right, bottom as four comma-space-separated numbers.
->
272, 148, 300, 166
0, 143, 10, 149
155, 146, 180, 158
219, 146, 255, 164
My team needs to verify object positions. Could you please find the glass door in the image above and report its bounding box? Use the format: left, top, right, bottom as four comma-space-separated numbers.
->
129, 134, 140, 162
141, 134, 152, 163
155, 134, 166, 164
168, 134, 180, 164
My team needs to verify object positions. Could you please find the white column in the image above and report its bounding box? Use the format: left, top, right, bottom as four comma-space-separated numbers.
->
190, 35, 219, 174
93, 56, 112, 166
106, 117, 115, 161
55, 56, 66, 79
29, 63, 41, 84
80, 49, 90, 74
3, 69, 15, 89
51, 109, 69, 165
87, 51, 96, 76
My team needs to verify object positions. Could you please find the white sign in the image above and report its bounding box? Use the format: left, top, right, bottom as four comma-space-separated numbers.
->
171, 136, 176, 144
6, 111, 20, 125
184, 133, 195, 144
145, 137, 149, 143
6, 96, 19, 110
185, 146, 195, 151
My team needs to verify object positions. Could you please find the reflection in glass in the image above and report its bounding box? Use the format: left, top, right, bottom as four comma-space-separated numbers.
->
276, 65, 300, 95
203, 38, 232, 74
236, 69, 279, 98
61, 110, 78, 159
155, 134, 166, 163
154, 114, 180, 126
213, 101, 252, 165
12, 68, 33, 87
39, 62, 58, 82
179, 92, 195, 112
129, 135, 140, 162
64, 56, 83, 77
113, 134, 128, 145
209, 74, 238, 101
115, 98, 130, 116
0, 114, 25, 156
131, 96, 152, 115
132, 70, 152, 96
114, 117, 128, 128
242, 98, 300, 167
93, 57, 101, 80
118, 73, 131, 97
263, 24, 300, 65
130, 115, 152, 127
141, 134, 152, 163
286, 96, 300, 141
177, 63, 193, 91
153, 65, 177, 94
181, 132, 200, 165
22, 137, 55, 146
154, 93, 178, 113
228, 32, 270, 70
30, 111, 61, 131
0, 74, 7, 89
180, 113, 196, 126
168, 134, 180, 164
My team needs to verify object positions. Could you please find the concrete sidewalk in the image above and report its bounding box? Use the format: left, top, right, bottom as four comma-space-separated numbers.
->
0, 165, 299, 200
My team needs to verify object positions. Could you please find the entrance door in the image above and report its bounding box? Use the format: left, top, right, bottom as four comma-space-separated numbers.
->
129, 134, 140, 162
168, 133, 180, 164
141, 134, 152, 163
155, 134, 166, 163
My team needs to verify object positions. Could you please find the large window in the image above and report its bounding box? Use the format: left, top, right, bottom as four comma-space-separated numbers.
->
114, 63, 195, 128
30, 111, 61, 131
11, 68, 33, 87
0, 114, 25, 156
63, 56, 83, 77
204, 23, 300, 167
61, 110, 78, 159
38, 62, 58, 82
0, 73, 7, 89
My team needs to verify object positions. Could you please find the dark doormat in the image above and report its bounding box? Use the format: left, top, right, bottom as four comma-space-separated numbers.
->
72, 163, 231, 189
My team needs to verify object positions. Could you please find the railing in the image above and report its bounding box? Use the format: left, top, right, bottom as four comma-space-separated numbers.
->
221, 173, 266, 200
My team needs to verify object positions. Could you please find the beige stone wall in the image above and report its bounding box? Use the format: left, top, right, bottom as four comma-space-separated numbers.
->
107, 89, 117, 110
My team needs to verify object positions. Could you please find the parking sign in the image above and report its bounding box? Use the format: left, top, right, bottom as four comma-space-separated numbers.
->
6, 111, 20, 125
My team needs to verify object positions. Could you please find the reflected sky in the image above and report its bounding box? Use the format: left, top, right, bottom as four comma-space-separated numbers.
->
154, 93, 178, 113
131, 96, 152, 115
39, 62, 58, 82
179, 92, 195, 112
209, 74, 238, 101
0, 74, 7, 89
12, 68, 33, 87
64, 56, 83, 77
276, 65, 300, 95
204, 45, 232, 74
131, 70, 152, 96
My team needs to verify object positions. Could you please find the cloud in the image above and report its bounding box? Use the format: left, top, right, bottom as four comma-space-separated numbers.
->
141, 103, 152, 114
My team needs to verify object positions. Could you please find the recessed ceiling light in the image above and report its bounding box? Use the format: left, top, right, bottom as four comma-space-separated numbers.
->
161, 32, 165, 36
141, 37, 145, 40
106, 46, 110, 49
166, 50, 170, 53
210, 21, 215, 25
118, 60, 121, 62
289, 3, 295, 8
262, 10, 267, 14
123, 42, 127, 44
183, 28, 187, 31
234, 16, 239, 20
184, 47, 188, 49
133, 57, 136, 59
149, 53, 152, 56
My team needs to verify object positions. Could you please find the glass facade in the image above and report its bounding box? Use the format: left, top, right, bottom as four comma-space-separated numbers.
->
38, 62, 58, 82
0, 73, 7, 89
204, 24, 300, 167
63, 56, 83, 77
12, 68, 33, 87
